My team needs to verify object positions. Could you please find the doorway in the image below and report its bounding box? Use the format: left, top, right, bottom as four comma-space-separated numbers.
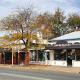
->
67, 56, 72, 66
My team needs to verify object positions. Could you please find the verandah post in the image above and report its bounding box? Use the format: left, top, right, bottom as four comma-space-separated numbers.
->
12, 50, 14, 66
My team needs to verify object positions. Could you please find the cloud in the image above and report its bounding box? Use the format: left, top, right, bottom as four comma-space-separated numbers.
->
49, 0, 80, 15
29, 0, 80, 15
0, 0, 14, 6
0, 0, 80, 18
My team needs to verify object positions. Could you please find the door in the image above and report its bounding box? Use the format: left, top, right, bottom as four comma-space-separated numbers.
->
67, 56, 72, 67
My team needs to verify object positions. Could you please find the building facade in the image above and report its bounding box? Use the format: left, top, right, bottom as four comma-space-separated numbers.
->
46, 31, 80, 67
30, 31, 80, 67
1, 30, 80, 67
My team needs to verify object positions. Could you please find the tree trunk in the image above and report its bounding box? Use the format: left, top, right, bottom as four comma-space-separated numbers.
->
0, 53, 2, 64
25, 52, 30, 65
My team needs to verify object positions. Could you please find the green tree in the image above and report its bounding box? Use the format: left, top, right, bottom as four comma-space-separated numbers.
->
67, 13, 80, 28
50, 8, 66, 37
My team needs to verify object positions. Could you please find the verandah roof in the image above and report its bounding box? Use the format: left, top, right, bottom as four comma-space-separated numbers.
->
49, 31, 80, 42
46, 44, 80, 50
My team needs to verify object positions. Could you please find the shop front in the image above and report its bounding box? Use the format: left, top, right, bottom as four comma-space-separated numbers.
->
46, 43, 80, 67
29, 50, 51, 65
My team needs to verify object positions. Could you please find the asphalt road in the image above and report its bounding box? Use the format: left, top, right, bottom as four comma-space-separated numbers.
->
0, 68, 80, 80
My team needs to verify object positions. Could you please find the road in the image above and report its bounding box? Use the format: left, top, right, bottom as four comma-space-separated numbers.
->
0, 68, 80, 80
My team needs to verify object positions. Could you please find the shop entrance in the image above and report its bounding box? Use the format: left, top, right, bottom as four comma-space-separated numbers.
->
67, 56, 72, 66
67, 49, 73, 67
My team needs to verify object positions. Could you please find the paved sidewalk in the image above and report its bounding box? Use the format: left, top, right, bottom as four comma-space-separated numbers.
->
0, 64, 80, 74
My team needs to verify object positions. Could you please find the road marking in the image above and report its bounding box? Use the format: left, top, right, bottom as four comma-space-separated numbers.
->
0, 72, 52, 80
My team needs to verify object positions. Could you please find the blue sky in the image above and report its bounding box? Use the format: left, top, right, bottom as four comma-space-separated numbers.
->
0, 0, 80, 18
0, 0, 80, 36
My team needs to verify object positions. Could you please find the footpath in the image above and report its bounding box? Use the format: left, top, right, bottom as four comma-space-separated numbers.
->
0, 64, 80, 74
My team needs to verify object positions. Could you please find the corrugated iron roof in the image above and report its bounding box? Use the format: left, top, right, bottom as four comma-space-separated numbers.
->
49, 31, 80, 41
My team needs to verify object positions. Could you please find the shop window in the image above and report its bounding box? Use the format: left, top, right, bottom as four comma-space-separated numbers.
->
21, 52, 25, 60
5, 52, 12, 60
76, 50, 80, 61
46, 52, 50, 60
30, 50, 50, 61
38, 51, 45, 61
30, 51, 36, 61
54, 49, 66, 60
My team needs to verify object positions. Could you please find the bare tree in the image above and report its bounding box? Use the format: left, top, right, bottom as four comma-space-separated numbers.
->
1, 7, 37, 64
